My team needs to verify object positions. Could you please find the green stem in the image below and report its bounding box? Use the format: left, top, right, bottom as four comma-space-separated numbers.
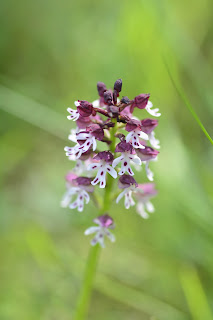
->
74, 244, 101, 320
74, 118, 118, 320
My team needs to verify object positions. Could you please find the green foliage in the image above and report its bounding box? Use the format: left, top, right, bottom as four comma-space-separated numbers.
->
0, 0, 213, 319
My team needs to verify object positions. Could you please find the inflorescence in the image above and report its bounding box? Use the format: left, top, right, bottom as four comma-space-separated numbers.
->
61, 79, 160, 247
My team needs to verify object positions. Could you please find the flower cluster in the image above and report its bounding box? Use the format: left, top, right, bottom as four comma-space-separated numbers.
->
62, 79, 160, 247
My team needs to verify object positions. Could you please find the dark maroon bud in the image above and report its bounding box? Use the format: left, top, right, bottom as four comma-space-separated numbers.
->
121, 96, 130, 104
74, 176, 93, 186
87, 124, 104, 141
141, 118, 158, 134
141, 118, 158, 127
77, 100, 93, 117
104, 90, 113, 105
93, 151, 114, 164
130, 93, 150, 113
136, 146, 159, 161
115, 141, 133, 153
97, 82, 107, 97
113, 90, 118, 104
115, 133, 126, 141
107, 104, 119, 117
125, 119, 141, 132
114, 79, 122, 93
118, 174, 138, 189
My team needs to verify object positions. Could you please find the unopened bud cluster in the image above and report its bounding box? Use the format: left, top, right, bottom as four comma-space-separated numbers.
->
61, 79, 160, 247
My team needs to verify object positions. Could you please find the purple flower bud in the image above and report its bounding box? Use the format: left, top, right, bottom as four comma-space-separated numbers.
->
141, 118, 158, 134
93, 151, 114, 164
136, 146, 159, 161
87, 124, 104, 141
130, 93, 150, 113
104, 90, 113, 105
74, 176, 93, 186
118, 174, 138, 189
125, 119, 141, 132
77, 100, 93, 117
94, 214, 114, 228
107, 104, 119, 117
115, 141, 133, 153
121, 96, 130, 104
97, 82, 107, 97
114, 79, 122, 93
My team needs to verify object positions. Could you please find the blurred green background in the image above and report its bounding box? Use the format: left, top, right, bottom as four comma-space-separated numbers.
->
1, 0, 213, 319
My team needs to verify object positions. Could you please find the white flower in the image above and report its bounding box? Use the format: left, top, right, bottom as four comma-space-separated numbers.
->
61, 187, 90, 212
116, 186, 136, 209
112, 152, 141, 176
88, 161, 117, 188
84, 215, 115, 248
136, 201, 155, 219
145, 101, 161, 117
65, 132, 97, 159
148, 131, 160, 149
126, 129, 148, 149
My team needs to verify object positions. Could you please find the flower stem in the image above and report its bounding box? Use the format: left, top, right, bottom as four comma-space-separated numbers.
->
74, 118, 117, 320
74, 244, 101, 320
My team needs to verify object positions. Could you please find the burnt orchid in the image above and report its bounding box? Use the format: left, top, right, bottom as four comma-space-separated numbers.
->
61, 79, 161, 320
62, 78, 160, 244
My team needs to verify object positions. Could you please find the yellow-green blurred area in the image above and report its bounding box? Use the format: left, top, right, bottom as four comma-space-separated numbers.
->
1, 0, 213, 319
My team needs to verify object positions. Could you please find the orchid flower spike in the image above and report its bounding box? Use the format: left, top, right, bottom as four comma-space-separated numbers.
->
61, 78, 161, 245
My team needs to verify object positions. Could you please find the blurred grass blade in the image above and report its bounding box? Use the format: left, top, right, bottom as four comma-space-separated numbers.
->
0, 84, 68, 140
164, 60, 213, 146
180, 265, 213, 320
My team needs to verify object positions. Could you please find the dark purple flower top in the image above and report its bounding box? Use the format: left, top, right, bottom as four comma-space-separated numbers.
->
118, 174, 138, 189
130, 93, 150, 113
115, 141, 133, 153
93, 151, 114, 164
141, 118, 158, 134
73, 177, 93, 186
95, 214, 114, 228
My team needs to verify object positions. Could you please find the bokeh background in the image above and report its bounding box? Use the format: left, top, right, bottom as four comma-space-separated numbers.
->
1, 0, 213, 319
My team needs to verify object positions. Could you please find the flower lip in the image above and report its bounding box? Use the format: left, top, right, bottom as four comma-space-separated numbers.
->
93, 151, 114, 164
94, 214, 114, 228
118, 174, 138, 189
77, 100, 93, 117
73, 176, 93, 186
115, 141, 133, 153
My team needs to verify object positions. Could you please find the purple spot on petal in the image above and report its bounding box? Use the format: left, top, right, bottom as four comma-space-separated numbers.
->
94, 178, 98, 183
124, 162, 127, 166
101, 171, 104, 175
80, 196, 83, 200
128, 168, 132, 174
